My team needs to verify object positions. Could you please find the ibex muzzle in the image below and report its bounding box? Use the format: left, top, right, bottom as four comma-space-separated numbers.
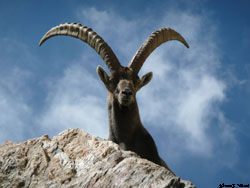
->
117, 80, 135, 106
39, 22, 189, 175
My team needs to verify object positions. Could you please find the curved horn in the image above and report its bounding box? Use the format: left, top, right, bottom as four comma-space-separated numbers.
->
128, 28, 189, 74
39, 22, 121, 72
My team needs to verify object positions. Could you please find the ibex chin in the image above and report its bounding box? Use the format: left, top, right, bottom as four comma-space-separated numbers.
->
39, 22, 189, 175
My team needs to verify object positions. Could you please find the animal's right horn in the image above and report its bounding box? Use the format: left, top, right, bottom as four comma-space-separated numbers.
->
39, 22, 121, 73
128, 28, 189, 74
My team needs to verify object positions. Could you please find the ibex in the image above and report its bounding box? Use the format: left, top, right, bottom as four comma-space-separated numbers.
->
39, 22, 189, 175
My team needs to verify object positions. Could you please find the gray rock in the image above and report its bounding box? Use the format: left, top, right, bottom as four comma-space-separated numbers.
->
0, 129, 196, 188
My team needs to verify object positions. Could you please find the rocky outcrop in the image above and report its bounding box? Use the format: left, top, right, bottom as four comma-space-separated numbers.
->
0, 129, 196, 188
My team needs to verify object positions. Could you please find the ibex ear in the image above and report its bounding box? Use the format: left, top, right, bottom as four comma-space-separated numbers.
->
97, 65, 110, 90
138, 72, 153, 91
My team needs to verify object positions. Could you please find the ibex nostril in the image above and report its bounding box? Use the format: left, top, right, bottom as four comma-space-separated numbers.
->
122, 90, 132, 96
127, 91, 132, 96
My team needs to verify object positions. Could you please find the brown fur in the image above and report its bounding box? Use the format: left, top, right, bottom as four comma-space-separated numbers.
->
39, 23, 189, 176
97, 66, 175, 175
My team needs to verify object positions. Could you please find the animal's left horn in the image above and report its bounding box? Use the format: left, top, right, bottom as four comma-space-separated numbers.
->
39, 22, 121, 73
128, 28, 189, 74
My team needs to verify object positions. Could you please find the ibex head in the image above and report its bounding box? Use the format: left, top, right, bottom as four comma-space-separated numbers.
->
97, 65, 152, 107
39, 23, 189, 107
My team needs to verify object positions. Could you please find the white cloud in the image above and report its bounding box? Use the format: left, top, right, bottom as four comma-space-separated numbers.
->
0, 38, 43, 144
76, 7, 237, 165
39, 63, 108, 139
0, 67, 33, 144
136, 11, 229, 156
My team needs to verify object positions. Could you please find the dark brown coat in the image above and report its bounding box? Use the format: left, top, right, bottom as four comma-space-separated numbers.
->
39, 22, 189, 176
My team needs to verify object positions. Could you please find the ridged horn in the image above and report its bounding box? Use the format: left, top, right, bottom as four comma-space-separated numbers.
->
39, 22, 121, 72
128, 28, 189, 74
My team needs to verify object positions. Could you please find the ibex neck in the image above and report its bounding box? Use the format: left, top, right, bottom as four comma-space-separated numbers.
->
107, 94, 142, 143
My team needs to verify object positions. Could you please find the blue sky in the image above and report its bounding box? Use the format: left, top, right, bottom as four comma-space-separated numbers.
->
0, 0, 249, 187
